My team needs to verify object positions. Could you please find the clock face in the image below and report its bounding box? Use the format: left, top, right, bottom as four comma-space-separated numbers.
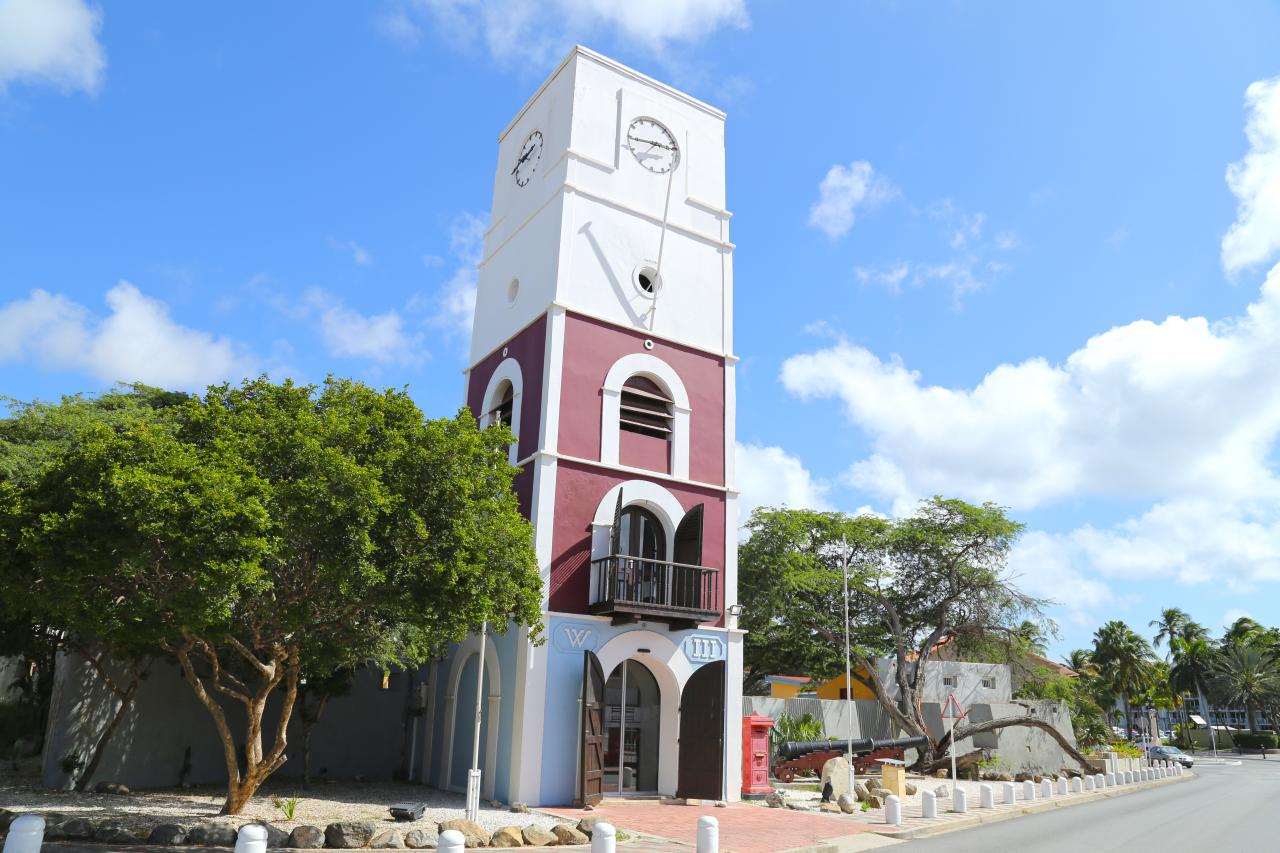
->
512, 130, 543, 187
626, 117, 679, 174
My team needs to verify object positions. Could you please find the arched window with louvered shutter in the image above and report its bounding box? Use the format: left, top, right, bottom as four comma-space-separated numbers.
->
600, 353, 690, 478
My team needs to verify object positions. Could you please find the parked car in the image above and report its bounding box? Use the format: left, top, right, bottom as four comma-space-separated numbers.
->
1148, 745, 1194, 767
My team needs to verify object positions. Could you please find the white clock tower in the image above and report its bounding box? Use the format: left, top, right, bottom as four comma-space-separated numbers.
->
421, 46, 741, 808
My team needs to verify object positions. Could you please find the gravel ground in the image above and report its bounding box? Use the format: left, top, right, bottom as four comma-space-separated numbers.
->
1, 767, 565, 837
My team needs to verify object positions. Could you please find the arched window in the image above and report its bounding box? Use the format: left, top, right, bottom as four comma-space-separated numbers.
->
488, 380, 515, 428
617, 506, 666, 561
601, 353, 690, 479
619, 377, 673, 440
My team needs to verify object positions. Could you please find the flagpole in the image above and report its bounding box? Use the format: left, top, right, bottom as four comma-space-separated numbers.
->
841, 537, 855, 799
947, 692, 958, 784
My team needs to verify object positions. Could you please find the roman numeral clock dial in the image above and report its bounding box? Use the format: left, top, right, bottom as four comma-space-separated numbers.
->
512, 129, 543, 187
626, 117, 679, 173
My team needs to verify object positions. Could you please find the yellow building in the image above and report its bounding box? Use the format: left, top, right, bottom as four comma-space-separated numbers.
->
765, 672, 877, 701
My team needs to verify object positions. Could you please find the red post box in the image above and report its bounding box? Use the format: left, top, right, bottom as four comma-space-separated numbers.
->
742, 713, 776, 796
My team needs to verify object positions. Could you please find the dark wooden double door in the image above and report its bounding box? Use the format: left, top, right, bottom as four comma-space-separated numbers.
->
577, 652, 724, 805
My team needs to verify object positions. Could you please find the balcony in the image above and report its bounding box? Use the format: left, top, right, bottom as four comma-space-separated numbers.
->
589, 554, 720, 630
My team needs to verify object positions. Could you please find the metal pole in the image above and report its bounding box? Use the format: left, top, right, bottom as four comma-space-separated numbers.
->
841, 537, 854, 798
466, 622, 487, 822
948, 709, 957, 783
617, 660, 628, 795
648, 164, 677, 330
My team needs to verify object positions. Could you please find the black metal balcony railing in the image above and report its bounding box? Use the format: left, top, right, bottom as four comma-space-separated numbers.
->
590, 554, 720, 627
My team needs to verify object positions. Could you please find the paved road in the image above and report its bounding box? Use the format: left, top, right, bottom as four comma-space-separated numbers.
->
903, 757, 1280, 853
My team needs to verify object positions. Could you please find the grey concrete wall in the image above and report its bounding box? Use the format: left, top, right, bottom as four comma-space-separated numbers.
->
877, 660, 1012, 706
41, 651, 418, 791
745, 696, 1078, 775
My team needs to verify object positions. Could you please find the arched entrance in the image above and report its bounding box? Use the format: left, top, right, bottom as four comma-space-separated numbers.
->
603, 659, 661, 795
677, 660, 725, 800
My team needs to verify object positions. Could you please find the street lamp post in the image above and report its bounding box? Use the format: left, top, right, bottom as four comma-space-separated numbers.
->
840, 537, 855, 800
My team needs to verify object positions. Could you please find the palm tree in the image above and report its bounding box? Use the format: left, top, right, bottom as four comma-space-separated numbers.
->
1222, 617, 1265, 649
1170, 635, 1220, 751
1093, 620, 1156, 736
1209, 643, 1280, 732
1150, 608, 1193, 657
1014, 620, 1049, 657
1063, 649, 1099, 678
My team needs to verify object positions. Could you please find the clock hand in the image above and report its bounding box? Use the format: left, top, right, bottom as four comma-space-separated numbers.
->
510, 147, 534, 175
629, 136, 674, 150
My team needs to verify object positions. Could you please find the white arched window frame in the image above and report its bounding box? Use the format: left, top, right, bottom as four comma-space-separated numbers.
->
588, 480, 685, 605
601, 353, 691, 479
480, 357, 523, 465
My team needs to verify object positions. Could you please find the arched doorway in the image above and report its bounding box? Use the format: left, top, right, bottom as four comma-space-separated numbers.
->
603, 659, 661, 794
677, 660, 725, 800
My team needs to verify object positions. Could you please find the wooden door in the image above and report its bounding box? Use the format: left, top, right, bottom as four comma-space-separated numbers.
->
578, 650, 606, 806
677, 660, 725, 800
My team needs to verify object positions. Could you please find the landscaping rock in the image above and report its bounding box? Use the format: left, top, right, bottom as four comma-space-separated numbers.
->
0, 808, 14, 831
522, 825, 557, 847
551, 823, 590, 846
820, 757, 854, 802
865, 793, 886, 809
491, 826, 525, 847
188, 822, 239, 847
326, 821, 378, 849
60, 818, 97, 840
94, 821, 144, 844
254, 822, 290, 848
905, 783, 918, 796
853, 780, 870, 802
289, 825, 326, 848
94, 781, 131, 795
577, 816, 608, 837
370, 829, 405, 848
403, 828, 439, 849
510, 802, 530, 814
935, 784, 950, 798
934, 769, 949, 778
149, 824, 189, 846
837, 793, 857, 814
864, 776, 885, 792
819, 802, 842, 814
764, 790, 786, 808
41, 814, 72, 840
438, 818, 490, 848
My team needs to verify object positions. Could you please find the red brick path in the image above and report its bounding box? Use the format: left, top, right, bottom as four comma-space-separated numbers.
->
544, 802, 877, 853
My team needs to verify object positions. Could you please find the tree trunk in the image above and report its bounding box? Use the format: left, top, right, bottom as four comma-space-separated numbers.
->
302, 695, 328, 789
946, 715, 1097, 772
1246, 703, 1258, 733
1121, 690, 1132, 737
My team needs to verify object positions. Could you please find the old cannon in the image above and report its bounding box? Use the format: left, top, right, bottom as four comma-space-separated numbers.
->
773, 736, 930, 784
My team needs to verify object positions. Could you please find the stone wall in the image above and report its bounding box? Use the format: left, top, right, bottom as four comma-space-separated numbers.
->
41, 651, 418, 791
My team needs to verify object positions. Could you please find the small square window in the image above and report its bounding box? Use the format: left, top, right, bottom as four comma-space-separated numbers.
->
982, 677, 996, 689
942, 675, 957, 688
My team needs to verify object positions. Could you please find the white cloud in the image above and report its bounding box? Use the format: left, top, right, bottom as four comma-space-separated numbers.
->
734, 441, 831, 524
807, 161, 895, 240
330, 238, 373, 266
1007, 531, 1113, 613
0, 0, 105, 94
304, 290, 425, 366
931, 199, 986, 249
784, 262, 1280, 512
1222, 76, 1280, 275
0, 282, 254, 388
422, 212, 486, 341
1221, 608, 1254, 630
386, 0, 747, 68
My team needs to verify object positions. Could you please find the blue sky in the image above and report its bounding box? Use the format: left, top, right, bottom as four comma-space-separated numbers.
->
3, 0, 1280, 659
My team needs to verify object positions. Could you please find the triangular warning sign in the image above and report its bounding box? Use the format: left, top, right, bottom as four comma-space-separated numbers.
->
941, 692, 965, 719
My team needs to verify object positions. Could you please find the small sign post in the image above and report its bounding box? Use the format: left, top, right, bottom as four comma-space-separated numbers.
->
941, 692, 967, 783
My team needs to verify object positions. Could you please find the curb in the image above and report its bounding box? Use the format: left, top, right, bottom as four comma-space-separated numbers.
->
872, 772, 1195, 841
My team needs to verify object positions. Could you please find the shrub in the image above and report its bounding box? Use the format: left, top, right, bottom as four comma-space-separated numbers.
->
1233, 732, 1279, 750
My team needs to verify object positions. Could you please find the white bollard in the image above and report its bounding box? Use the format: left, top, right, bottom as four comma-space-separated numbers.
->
1083, 776, 1094, 792
1023, 779, 1036, 800
952, 787, 968, 813
696, 816, 719, 853
1056, 777, 1068, 796
234, 824, 268, 853
885, 794, 901, 826
438, 829, 466, 853
1070, 777, 1082, 793
1002, 782, 1016, 804
1105, 772, 1115, 787
1041, 778, 1053, 798
1095, 773, 1105, 789
921, 790, 937, 819
592, 822, 616, 853
980, 783, 994, 809
3, 815, 46, 853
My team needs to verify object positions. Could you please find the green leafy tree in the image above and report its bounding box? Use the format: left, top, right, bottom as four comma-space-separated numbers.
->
1222, 617, 1266, 650
1092, 621, 1155, 736
2, 378, 543, 814
740, 499, 1095, 772
1170, 635, 1219, 748
1209, 643, 1280, 732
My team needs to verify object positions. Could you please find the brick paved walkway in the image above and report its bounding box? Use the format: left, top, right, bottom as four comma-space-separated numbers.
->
544, 802, 878, 853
